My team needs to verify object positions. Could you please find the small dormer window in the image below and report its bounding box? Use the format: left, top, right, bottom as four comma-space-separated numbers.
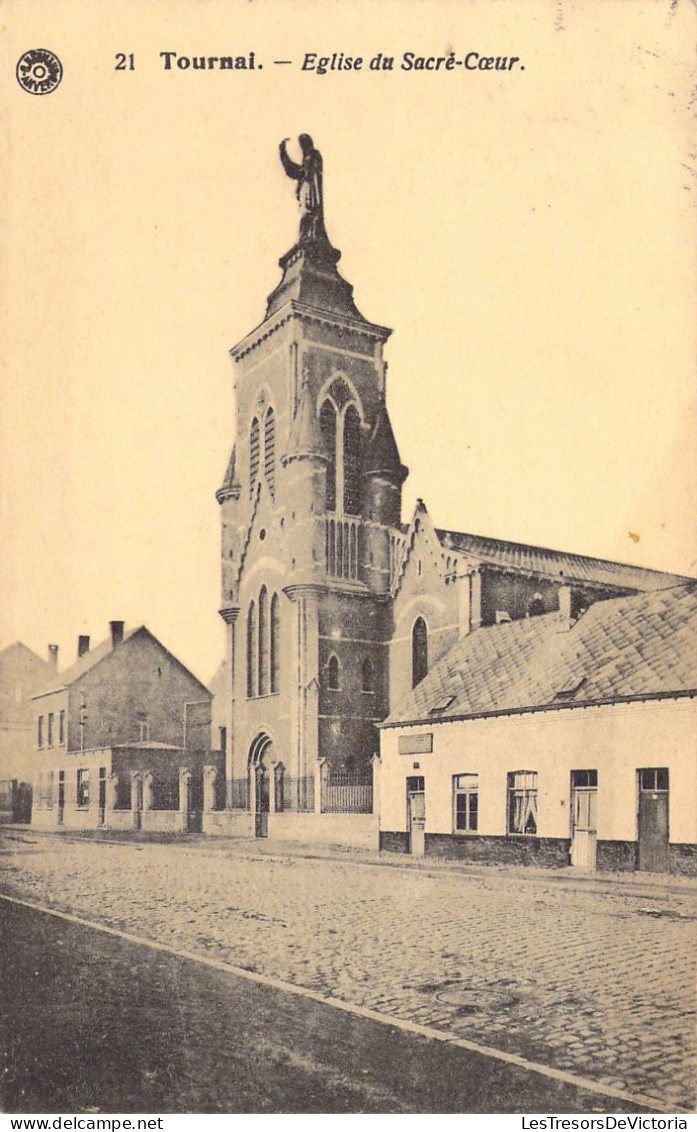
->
428, 695, 455, 716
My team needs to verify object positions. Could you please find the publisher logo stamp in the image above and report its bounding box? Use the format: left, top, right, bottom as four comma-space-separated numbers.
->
16, 48, 63, 95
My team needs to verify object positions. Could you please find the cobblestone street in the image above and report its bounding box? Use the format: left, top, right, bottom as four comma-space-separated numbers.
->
2, 832, 695, 1110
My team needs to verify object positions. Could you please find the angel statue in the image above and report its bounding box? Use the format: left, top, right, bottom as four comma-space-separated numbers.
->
279, 134, 326, 241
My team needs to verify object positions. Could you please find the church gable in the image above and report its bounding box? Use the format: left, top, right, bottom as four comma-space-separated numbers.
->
392, 501, 448, 603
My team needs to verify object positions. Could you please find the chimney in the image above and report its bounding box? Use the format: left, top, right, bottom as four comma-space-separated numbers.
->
110, 620, 125, 649
48, 644, 59, 671
558, 584, 573, 629
77, 635, 90, 658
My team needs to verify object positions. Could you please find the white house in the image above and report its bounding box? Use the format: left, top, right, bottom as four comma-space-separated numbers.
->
378, 583, 697, 875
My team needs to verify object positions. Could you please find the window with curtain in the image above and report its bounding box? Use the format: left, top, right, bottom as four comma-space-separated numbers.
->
507, 771, 538, 835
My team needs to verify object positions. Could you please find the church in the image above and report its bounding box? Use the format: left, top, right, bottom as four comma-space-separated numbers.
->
210, 136, 692, 847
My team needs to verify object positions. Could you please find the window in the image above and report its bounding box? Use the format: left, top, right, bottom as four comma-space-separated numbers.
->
412, 617, 428, 688
327, 655, 340, 690
249, 416, 260, 495
46, 770, 54, 808
343, 404, 362, 514
454, 774, 479, 832
59, 709, 65, 745
639, 768, 669, 792
47, 713, 54, 747
361, 657, 375, 693
247, 588, 280, 698
571, 769, 597, 788
37, 715, 44, 748
76, 769, 90, 808
258, 586, 269, 696
508, 771, 538, 835
219, 726, 227, 753
270, 592, 280, 693
138, 719, 149, 742
264, 407, 276, 497
319, 400, 337, 511
246, 601, 257, 698
528, 592, 545, 617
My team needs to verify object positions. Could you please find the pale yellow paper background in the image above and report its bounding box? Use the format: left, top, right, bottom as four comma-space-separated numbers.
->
1, 0, 695, 682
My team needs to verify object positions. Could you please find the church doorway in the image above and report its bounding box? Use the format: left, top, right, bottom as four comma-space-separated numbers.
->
248, 733, 273, 838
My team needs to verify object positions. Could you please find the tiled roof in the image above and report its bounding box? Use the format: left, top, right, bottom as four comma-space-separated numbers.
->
364, 403, 405, 477
385, 583, 697, 726
436, 528, 693, 592
216, 444, 239, 500
33, 628, 142, 695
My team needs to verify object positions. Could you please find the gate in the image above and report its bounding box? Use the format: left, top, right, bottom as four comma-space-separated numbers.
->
249, 733, 274, 838
132, 772, 143, 831
57, 771, 65, 825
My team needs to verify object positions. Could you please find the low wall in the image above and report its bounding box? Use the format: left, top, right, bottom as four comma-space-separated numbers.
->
203, 810, 255, 838
268, 812, 379, 851
32, 806, 100, 831
425, 833, 571, 868
108, 810, 135, 831
142, 810, 183, 833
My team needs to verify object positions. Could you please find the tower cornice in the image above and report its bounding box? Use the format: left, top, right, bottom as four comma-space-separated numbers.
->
230, 301, 391, 364
218, 604, 241, 624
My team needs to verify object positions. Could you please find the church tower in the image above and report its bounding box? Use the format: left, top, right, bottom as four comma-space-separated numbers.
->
217, 136, 407, 819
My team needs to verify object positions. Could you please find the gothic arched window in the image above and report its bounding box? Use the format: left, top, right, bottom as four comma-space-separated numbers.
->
258, 586, 269, 696
343, 404, 362, 515
264, 407, 276, 498
327, 655, 340, 690
319, 400, 337, 511
361, 657, 375, 693
412, 617, 428, 688
246, 601, 256, 698
270, 592, 280, 693
249, 417, 260, 496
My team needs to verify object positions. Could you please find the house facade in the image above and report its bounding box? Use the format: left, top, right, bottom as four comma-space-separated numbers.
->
210, 137, 692, 846
379, 586, 697, 874
0, 641, 56, 783
31, 622, 217, 832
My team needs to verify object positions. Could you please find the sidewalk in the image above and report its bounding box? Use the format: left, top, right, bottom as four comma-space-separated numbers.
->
4, 822, 697, 899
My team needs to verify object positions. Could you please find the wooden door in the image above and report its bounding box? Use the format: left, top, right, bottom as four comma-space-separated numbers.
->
571, 770, 597, 869
638, 768, 669, 873
407, 776, 426, 857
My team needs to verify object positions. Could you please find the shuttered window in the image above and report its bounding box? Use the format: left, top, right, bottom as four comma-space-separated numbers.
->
249, 417, 260, 495
264, 407, 275, 497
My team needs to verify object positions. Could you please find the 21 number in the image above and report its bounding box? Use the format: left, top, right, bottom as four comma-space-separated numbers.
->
115, 53, 135, 70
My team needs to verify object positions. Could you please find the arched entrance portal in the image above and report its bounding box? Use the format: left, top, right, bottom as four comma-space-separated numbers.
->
248, 733, 274, 838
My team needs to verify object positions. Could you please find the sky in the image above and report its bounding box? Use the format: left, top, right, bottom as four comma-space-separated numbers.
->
1, 0, 696, 684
